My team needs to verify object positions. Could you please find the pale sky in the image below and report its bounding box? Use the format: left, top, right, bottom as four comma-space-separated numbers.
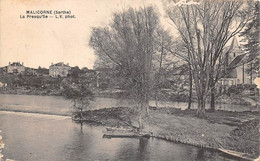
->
0, 0, 170, 69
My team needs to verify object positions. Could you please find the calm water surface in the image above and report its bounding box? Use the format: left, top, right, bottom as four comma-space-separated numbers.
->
0, 94, 257, 114
0, 111, 236, 161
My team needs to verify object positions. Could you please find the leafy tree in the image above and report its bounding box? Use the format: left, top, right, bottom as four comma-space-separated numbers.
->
69, 66, 81, 78
240, 0, 260, 83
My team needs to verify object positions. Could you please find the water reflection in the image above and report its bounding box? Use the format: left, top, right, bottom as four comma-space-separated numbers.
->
63, 126, 95, 161
0, 111, 238, 161
137, 138, 149, 160
111, 137, 150, 161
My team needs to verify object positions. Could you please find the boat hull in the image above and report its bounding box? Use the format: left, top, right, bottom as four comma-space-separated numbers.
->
103, 130, 150, 138
218, 148, 255, 161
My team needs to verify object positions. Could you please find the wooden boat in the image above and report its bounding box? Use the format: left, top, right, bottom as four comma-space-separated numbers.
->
105, 127, 135, 132
103, 127, 150, 138
218, 148, 255, 161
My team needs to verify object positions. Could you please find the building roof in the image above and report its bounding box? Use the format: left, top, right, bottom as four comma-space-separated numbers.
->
50, 62, 70, 67
230, 36, 243, 53
224, 36, 244, 54
223, 53, 246, 79
228, 53, 246, 68
9, 62, 24, 66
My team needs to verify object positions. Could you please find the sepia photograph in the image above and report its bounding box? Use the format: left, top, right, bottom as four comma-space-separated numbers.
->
0, 0, 259, 160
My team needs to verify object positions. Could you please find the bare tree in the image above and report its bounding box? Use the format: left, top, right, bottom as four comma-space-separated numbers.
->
155, 34, 194, 109
164, 0, 250, 117
152, 28, 176, 107
89, 6, 161, 129
61, 78, 95, 120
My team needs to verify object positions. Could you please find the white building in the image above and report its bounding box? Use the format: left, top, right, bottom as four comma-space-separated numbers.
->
219, 37, 254, 86
49, 62, 71, 77
7, 62, 25, 74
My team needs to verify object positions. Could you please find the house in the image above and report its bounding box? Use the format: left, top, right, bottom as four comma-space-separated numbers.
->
49, 62, 71, 77
218, 37, 255, 87
7, 62, 25, 74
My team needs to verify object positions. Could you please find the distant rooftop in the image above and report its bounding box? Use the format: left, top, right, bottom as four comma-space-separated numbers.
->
229, 36, 243, 53
223, 36, 244, 54
50, 62, 70, 67
228, 54, 246, 68
8, 62, 24, 66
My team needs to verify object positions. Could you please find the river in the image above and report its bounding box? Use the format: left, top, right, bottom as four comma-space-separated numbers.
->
0, 94, 251, 160
0, 94, 257, 116
0, 111, 237, 161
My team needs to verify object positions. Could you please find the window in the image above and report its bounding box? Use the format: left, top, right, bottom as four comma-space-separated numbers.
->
233, 53, 236, 57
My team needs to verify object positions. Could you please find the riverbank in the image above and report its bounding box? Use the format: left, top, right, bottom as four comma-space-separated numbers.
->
75, 107, 259, 159
0, 87, 62, 96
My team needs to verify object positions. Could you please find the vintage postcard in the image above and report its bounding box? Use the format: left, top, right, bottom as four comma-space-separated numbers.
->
0, 0, 259, 160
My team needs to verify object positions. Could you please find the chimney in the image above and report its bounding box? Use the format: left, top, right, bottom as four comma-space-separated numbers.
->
67, 63, 69, 66
9, 62, 10, 65
51, 62, 53, 65
22, 62, 24, 66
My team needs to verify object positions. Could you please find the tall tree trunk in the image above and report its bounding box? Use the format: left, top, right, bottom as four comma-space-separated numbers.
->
196, 95, 206, 118
138, 116, 143, 131
210, 86, 216, 112
155, 95, 158, 109
242, 63, 245, 84
156, 36, 164, 109
155, 73, 160, 109
188, 63, 192, 109
138, 99, 149, 130
250, 62, 253, 84
142, 99, 150, 116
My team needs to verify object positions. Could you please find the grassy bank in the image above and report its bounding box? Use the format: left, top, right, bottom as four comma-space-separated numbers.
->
75, 107, 259, 159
